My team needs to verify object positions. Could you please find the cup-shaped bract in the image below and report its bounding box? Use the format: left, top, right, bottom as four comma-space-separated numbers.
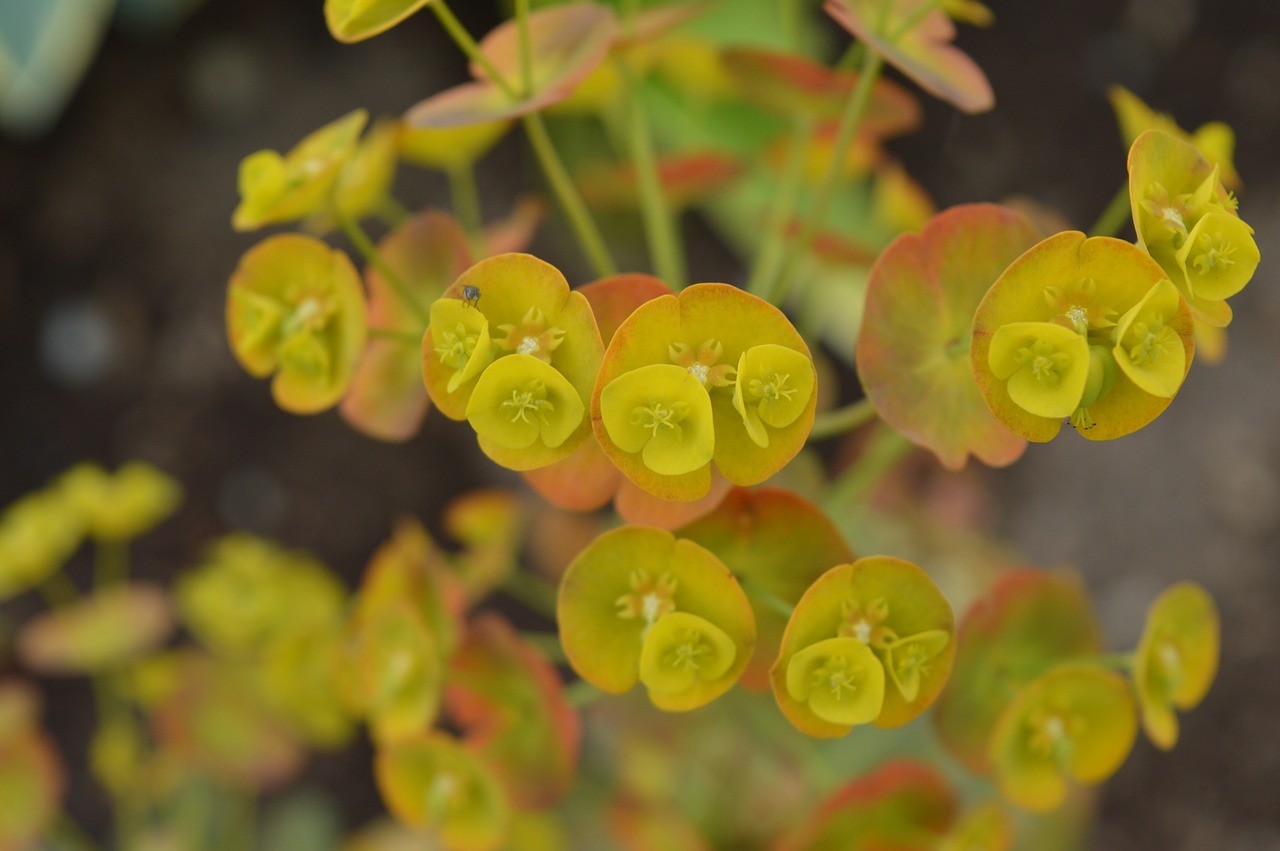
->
150, 652, 304, 790
938, 801, 1013, 851
971, 231, 1194, 442
232, 110, 367, 231
933, 569, 1101, 773
523, 275, 673, 512
16, 584, 173, 675
0, 489, 84, 600
340, 598, 444, 744
1128, 129, 1258, 327
353, 517, 467, 659
1109, 85, 1240, 190
772, 557, 955, 737
1134, 582, 1219, 750
177, 533, 346, 659
776, 760, 955, 851
374, 732, 508, 851
227, 234, 368, 414
824, 0, 994, 114
260, 621, 355, 749
989, 663, 1137, 812
58, 461, 182, 542
0, 726, 64, 850
319, 118, 400, 230
857, 204, 1039, 470
592, 284, 817, 501
341, 210, 472, 442
677, 487, 854, 690
446, 614, 580, 808
325, 0, 431, 44
557, 526, 755, 712
423, 253, 603, 471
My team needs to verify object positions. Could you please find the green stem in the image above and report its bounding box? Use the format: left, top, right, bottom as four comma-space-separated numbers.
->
564, 679, 603, 708
522, 112, 618, 278
94, 538, 129, 588
746, 116, 813, 297
520, 631, 568, 664
1089, 183, 1132, 238
765, 49, 885, 304
739, 576, 795, 619
502, 567, 559, 620
377, 196, 412, 229
447, 164, 487, 258
37, 570, 80, 610
825, 424, 913, 510
430, 0, 519, 100
336, 211, 430, 325
368, 327, 422, 345
809, 398, 878, 441
620, 59, 686, 287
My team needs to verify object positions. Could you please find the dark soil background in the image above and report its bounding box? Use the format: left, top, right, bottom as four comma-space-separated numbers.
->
1, 0, 1278, 848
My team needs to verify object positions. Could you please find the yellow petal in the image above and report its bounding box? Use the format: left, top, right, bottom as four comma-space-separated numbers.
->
988, 322, 1089, 418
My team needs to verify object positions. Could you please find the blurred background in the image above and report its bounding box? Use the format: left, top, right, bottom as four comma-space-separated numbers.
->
1, 0, 1277, 848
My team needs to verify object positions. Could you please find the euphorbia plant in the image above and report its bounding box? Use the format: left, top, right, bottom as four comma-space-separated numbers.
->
1, 1, 1259, 849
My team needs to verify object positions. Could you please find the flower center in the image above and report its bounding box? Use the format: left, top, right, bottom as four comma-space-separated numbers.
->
1125, 321, 1178, 367
1192, 235, 1237, 274
500, 382, 553, 425
664, 632, 713, 673
1016, 341, 1070, 385
435, 324, 478, 371
517, 336, 540, 356
813, 656, 862, 701
631, 401, 688, 438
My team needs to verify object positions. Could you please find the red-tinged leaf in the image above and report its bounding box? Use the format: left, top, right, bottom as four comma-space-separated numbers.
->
445, 614, 580, 807
617, 0, 717, 49
579, 152, 742, 210
408, 3, 618, 129
678, 488, 853, 690
825, 0, 994, 114
611, 803, 713, 851
17, 584, 174, 675
776, 760, 956, 851
0, 727, 64, 849
615, 469, 732, 529
342, 210, 472, 442
857, 204, 1038, 470
722, 47, 920, 133
932, 569, 1102, 774
483, 196, 545, 257
524, 437, 621, 512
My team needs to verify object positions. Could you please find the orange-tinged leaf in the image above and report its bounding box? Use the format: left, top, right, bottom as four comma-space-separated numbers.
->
406, 4, 617, 129
614, 470, 732, 529
523, 437, 621, 512
610, 803, 713, 851
17, 584, 173, 675
825, 0, 993, 114
579, 152, 742, 210
933, 569, 1101, 773
776, 760, 955, 851
678, 487, 853, 690
446, 614, 579, 807
858, 204, 1036, 470
722, 47, 921, 132
342, 210, 471, 441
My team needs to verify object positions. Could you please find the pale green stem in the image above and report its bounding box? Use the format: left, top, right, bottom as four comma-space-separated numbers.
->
765, 49, 885, 305
368, 327, 422, 346
522, 113, 619, 278
430, 0, 519, 100
94, 538, 128, 587
502, 567, 559, 620
745, 115, 813, 297
336, 211, 430, 325
620, 59, 686, 287
809, 398, 878, 441
1089, 184, 1133, 238
825, 424, 912, 510
447, 164, 487, 258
